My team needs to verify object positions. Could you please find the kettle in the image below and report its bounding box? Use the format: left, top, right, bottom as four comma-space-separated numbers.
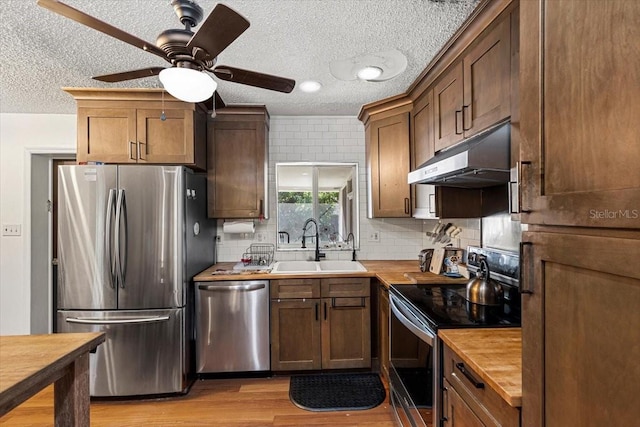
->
465, 258, 503, 306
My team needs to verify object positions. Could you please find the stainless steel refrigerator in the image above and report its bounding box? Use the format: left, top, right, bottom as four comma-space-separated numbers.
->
56, 165, 214, 397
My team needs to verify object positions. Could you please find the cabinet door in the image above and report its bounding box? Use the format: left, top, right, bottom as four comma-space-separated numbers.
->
136, 109, 195, 165
412, 88, 435, 168
520, 0, 640, 228
368, 113, 411, 217
208, 119, 267, 218
77, 107, 137, 164
443, 379, 485, 427
463, 15, 511, 136
521, 231, 640, 427
434, 62, 464, 152
321, 297, 371, 369
270, 299, 321, 371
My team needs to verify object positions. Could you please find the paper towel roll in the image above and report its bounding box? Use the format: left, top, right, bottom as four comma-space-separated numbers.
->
222, 221, 255, 234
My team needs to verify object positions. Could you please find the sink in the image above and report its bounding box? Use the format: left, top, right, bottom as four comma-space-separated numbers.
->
270, 261, 320, 273
319, 260, 367, 272
270, 260, 367, 274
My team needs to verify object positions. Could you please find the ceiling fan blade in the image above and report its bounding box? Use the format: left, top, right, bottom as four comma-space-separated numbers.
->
187, 4, 250, 60
204, 92, 226, 112
213, 66, 295, 93
37, 0, 169, 62
93, 67, 166, 83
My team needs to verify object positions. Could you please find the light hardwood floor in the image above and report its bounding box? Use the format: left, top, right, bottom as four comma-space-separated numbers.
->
1, 376, 397, 426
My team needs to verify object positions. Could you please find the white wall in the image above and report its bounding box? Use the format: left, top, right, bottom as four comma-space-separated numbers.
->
0, 113, 76, 335
215, 116, 480, 263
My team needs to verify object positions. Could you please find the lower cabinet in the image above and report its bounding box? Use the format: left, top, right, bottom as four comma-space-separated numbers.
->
270, 278, 371, 371
442, 343, 519, 427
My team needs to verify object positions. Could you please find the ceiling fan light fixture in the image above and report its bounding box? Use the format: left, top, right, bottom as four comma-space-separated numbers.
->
159, 67, 217, 103
299, 80, 322, 93
357, 66, 383, 81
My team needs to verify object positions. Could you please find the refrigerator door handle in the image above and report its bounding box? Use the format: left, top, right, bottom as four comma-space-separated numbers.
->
105, 188, 117, 289
64, 315, 171, 325
114, 189, 128, 288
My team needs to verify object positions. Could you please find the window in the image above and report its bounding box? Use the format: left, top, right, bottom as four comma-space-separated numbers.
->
276, 162, 358, 251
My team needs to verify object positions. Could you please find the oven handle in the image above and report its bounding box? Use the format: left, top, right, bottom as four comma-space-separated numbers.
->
390, 294, 435, 345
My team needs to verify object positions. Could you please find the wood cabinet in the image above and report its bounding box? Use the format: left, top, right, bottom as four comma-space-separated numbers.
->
434, 13, 511, 152
378, 284, 390, 382
519, 1, 640, 426
65, 88, 207, 170
411, 88, 439, 219
442, 344, 519, 427
364, 106, 412, 218
519, 0, 640, 229
270, 278, 371, 371
520, 231, 640, 427
207, 106, 269, 219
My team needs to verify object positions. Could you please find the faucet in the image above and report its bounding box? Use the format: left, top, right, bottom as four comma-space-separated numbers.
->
301, 218, 325, 262
346, 232, 356, 261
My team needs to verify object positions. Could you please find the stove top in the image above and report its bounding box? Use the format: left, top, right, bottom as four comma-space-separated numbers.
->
390, 283, 521, 330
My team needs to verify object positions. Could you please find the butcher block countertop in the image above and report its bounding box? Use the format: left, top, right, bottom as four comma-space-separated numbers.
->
438, 328, 522, 407
192, 260, 467, 285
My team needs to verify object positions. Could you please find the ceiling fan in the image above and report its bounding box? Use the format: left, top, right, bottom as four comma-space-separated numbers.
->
37, 0, 296, 107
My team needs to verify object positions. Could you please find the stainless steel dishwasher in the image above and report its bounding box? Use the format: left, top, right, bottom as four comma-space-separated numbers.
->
195, 280, 270, 373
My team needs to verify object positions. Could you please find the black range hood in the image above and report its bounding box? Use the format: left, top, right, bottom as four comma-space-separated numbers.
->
408, 122, 511, 188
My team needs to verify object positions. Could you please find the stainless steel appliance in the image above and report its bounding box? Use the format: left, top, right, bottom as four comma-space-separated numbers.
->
388, 246, 520, 427
56, 165, 214, 397
408, 122, 510, 187
196, 280, 270, 373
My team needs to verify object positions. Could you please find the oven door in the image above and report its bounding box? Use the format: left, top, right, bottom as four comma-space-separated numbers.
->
389, 292, 438, 427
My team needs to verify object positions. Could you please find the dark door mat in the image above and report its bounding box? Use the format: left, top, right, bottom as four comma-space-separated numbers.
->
289, 372, 386, 412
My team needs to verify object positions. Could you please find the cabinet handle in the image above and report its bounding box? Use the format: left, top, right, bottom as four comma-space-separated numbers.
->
138, 142, 147, 160
442, 385, 449, 424
520, 241, 534, 294
428, 193, 436, 214
455, 362, 484, 389
404, 198, 410, 214
129, 141, 137, 160
519, 161, 532, 213
455, 110, 463, 135
324, 301, 327, 320
315, 302, 319, 321
462, 105, 472, 131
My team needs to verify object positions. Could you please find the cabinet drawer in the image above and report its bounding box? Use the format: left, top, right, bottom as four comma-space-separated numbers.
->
321, 278, 370, 298
443, 344, 519, 427
270, 279, 320, 299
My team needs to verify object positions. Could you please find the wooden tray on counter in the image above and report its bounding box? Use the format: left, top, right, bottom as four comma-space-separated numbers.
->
403, 272, 469, 285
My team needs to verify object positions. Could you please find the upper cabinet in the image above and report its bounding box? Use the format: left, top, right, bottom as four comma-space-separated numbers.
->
207, 106, 269, 219
361, 98, 413, 218
519, 0, 640, 228
64, 88, 207, 171
434, 13, 511, 152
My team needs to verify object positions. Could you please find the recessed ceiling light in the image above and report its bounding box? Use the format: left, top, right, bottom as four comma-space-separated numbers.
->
299, 80, 322, 93
357, 66, 383, 80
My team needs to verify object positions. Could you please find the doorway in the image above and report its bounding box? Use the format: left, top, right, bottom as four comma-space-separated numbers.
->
29, 155, 74, 334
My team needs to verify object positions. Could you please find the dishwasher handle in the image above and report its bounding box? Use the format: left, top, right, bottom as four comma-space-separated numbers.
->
198, 283, 266, 292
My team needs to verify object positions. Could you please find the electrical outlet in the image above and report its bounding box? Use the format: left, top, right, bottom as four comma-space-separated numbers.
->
2, 224, 21, 236
216, 235, 223, 245
255, 232, 266, 242
368, 231, 380, 242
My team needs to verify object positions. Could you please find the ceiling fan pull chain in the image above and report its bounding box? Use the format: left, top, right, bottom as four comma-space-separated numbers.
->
160, 90, 166, 121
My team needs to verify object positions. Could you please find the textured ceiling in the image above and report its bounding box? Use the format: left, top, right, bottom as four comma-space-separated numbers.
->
0, 0, 479, 116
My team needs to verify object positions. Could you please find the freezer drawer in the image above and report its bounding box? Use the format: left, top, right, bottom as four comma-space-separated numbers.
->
196, 280, 270, 373
57, 308, 186, 397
